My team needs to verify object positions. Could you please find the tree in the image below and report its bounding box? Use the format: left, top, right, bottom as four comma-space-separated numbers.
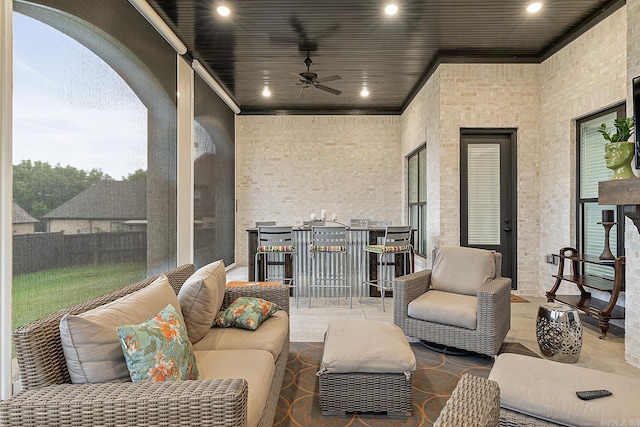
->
125, 169, 147, 181
13, 160, 112, 223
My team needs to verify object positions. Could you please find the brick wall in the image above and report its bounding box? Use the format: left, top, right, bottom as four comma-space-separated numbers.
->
626, 0, 640, 368
235, 115, 402, 265
401, 68, 441, 266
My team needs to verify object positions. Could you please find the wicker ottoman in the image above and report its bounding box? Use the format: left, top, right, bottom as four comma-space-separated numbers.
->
317, 320, 416, 417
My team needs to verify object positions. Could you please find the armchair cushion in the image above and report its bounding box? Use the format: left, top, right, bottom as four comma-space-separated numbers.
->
431, 247, 495, 296
408, 290, 478, 330
178, 260, 226, 344
59, 274, 180, 384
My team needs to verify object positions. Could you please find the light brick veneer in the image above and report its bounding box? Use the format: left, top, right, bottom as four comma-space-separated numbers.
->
235, 115, 401, 266
626, 0, 640, 368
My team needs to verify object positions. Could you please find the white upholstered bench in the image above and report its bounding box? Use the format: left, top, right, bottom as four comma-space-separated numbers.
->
489, 353, 640, 426
317, 320, 416, 416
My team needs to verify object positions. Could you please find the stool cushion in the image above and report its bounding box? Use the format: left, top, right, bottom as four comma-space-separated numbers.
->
311, 245, 346, 252
257, 245, 295, 252
431, 247, 495, 296
320, 320, 416, 376
365, 244, 411, 253
489, 353, 640, 427
408, 290, 477, 330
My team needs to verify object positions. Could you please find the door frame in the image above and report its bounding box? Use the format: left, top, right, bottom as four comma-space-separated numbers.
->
460, 128, 518, 289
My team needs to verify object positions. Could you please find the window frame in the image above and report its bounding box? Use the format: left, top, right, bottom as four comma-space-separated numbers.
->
407, 143, 427, 257
576, 104, 626, 267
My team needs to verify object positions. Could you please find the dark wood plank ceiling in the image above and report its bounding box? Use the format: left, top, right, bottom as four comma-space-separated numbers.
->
146, 0, 623, 114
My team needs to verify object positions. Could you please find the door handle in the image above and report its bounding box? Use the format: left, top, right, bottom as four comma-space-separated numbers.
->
504, 227, 512, 232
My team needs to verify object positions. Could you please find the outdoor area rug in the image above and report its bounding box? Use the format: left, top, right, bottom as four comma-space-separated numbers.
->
273, 341, 538, 427
510, 294, 530, 303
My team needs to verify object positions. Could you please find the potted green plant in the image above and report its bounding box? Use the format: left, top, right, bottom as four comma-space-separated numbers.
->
598, 117, 636, 180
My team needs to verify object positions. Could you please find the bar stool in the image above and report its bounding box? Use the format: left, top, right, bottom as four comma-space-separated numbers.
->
310, 226, 351, 308
363, 225, 413, 312
254, 226, 298, 307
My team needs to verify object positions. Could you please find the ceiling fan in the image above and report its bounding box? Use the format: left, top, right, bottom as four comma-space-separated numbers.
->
290, 55, 342, 98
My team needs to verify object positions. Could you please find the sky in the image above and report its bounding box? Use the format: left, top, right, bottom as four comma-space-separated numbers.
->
12, 13, 147, 180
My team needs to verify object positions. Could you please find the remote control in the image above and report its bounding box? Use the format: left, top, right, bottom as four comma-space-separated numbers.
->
576, 390, 612, 401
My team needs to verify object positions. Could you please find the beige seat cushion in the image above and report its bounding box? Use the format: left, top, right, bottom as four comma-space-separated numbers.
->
431, 247, 495, 296
193, 310, 289, 361
195, 349, 274, 427
489, 353, 640, 427
408, 290, 477, 330
59, 274, 180, 384
320, 320, 416, 376
178, 260, 226, 343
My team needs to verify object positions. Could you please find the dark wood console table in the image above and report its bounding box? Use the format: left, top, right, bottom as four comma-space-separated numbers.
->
546, 246, 625, 339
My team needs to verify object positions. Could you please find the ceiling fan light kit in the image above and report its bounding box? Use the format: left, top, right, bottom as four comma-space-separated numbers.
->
291, 54, 342, 97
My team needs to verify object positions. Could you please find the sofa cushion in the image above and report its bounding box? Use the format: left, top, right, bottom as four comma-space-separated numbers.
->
408, 290, 477, 330
489, 353, 640, 427
214, 297, 280, 331
178, 260, 226, 343
193, 310, 288, 361
60, 274, 180, 384
195, 349, 275, 427
116, 304, 199, 382
431, 247, 495, 296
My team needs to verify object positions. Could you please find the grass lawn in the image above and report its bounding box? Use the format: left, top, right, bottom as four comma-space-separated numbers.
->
12, 263, 147, 330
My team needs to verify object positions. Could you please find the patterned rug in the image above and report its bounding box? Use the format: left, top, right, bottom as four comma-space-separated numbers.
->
274, 341, 537, 426
510, 294, 530, 303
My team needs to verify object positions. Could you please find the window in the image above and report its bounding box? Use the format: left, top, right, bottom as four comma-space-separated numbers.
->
407, 144, 427, 256
576, 105, 625, 279
193, 74, 235, 269
12, 1, 178, 331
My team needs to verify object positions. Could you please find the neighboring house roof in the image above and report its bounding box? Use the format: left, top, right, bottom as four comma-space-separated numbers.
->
13, 201, 38, 224
43, 178, 146, 220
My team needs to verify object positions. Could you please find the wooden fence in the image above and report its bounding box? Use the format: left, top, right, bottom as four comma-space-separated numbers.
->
13, 231, 147, 275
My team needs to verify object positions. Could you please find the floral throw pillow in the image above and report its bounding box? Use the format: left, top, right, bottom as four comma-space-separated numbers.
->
116, 304, 199, 382
214, 297, 281, 331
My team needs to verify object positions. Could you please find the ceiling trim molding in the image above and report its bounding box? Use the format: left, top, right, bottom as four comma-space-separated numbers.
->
539, 0, 625, 62
401, 0, 626, 114
238, 107, 402, 116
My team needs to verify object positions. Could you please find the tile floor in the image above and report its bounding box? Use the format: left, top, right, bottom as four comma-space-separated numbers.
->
227, 266, 640, 377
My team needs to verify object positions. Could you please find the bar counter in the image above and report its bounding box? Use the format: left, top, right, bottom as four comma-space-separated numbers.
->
247, 226, 413, 298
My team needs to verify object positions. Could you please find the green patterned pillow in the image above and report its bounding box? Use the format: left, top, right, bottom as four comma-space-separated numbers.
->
214, 297, 281, 331
116, 304, 199, 382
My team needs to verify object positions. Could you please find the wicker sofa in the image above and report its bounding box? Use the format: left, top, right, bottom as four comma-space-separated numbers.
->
0, 263, 290, 427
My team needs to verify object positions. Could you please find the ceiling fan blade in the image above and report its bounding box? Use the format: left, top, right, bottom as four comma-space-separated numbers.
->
298, 87, 306, 99
315, 75, 341, 83
315, 84, 341, 95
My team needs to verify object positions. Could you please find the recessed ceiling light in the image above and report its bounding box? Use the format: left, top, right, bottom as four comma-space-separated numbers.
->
217, 5, 231, 17
262, 87, 271, 97
526, 2, 542, 13
361, 88, 370, 97
384, 4, 398, 15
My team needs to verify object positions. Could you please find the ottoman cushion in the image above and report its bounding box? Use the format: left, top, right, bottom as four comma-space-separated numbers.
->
489, 353, 640, 427
320, 320, 416, 376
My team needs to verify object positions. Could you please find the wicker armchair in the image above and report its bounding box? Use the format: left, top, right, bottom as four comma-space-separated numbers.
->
393, 246, 511, 357
1, 264, 291, 427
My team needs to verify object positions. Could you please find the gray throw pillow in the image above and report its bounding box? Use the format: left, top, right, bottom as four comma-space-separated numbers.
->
177, 260, 226, 343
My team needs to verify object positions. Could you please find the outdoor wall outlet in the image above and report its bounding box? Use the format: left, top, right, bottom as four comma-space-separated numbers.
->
545, 254, 558, 265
